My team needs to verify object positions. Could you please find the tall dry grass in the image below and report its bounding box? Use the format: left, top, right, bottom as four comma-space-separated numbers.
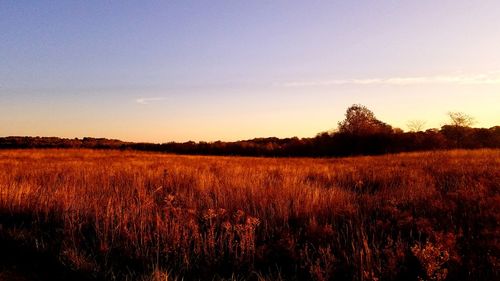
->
0, 149, 498, 280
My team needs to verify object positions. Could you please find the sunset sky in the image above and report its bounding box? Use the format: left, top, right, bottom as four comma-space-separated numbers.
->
1, 1, 499, 142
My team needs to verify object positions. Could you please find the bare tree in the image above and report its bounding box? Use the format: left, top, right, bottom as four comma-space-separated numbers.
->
447, 112, 475, 127
407, 120, 426, 132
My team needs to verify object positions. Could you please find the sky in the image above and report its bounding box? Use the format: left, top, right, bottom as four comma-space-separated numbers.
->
1, 1, 499, 142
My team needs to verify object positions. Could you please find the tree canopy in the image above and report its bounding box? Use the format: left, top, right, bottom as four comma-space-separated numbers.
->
337, 104, 393, 135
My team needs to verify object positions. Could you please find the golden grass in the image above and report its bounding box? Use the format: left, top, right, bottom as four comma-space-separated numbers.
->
0, 149, 498, 280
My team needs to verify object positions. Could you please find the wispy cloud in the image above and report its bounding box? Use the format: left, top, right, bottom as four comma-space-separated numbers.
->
135, 97, 167, 105
281, 73, 500, 87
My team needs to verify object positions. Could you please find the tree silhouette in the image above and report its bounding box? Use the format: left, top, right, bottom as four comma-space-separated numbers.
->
447, 112, 475, 127
407, 120, 426, 132
338, 104, 392, 135
442, 112, 476, 147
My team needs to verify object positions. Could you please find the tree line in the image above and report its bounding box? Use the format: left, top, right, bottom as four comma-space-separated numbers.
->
1, 104, 499, 157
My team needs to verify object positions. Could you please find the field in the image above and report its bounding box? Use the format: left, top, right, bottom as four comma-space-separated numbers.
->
0, 149, 498, 281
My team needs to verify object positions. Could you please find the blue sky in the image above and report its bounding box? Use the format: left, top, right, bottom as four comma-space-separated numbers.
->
1, 1, 499, 142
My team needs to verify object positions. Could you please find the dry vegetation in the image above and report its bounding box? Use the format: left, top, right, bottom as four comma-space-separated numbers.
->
0, 149, 498, 281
